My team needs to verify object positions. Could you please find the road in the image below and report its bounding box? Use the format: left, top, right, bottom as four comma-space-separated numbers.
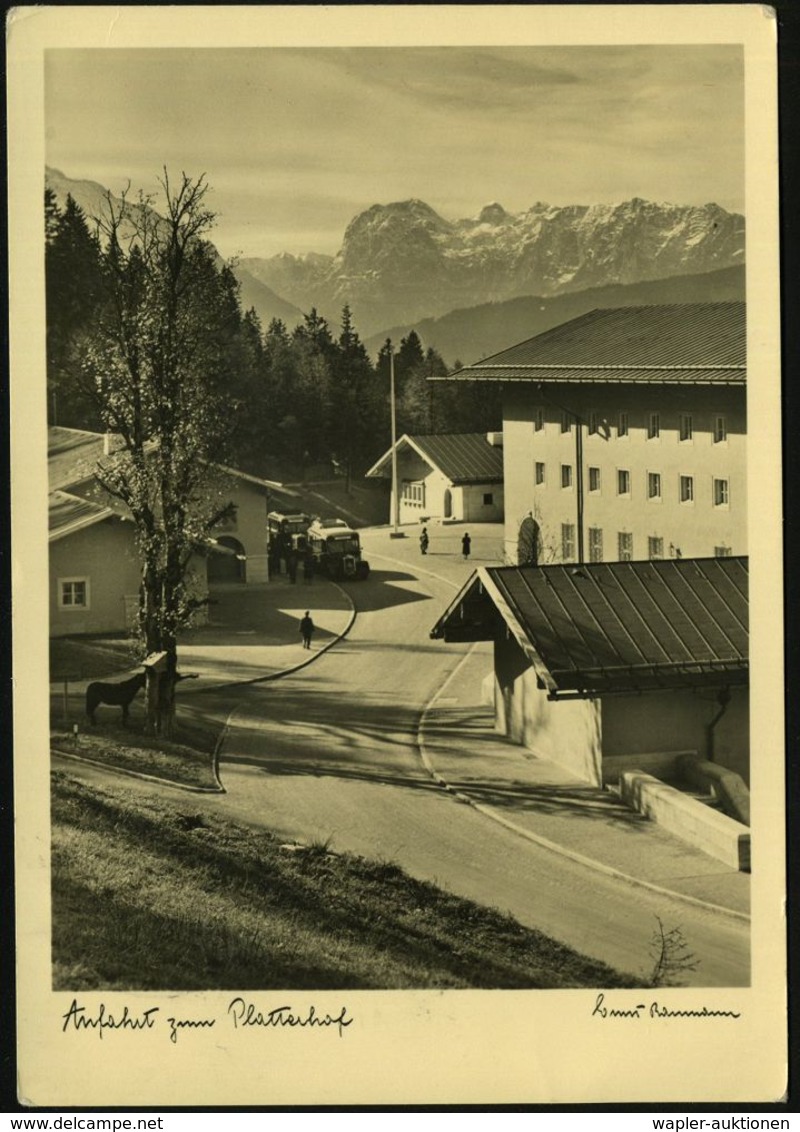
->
198, 541, 750, 988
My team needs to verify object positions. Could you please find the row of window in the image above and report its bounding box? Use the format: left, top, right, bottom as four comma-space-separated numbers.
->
558, 526, 732, 563
537, 463, 730, 506
534, 409, 729, 444
401, 481, 425, 505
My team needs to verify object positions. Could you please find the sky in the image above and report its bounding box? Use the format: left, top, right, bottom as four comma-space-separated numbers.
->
45, 45, 745, 260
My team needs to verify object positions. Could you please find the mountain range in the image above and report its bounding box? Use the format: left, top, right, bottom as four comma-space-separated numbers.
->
240, 196, 745, 337
46, 167, 745, 360
364, 264, 747, 367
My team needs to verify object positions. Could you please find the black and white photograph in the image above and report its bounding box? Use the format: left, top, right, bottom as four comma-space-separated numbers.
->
8, 4, 785, 1108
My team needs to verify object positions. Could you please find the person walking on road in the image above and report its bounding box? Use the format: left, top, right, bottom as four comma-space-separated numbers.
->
461, 532, 471, 561
299, 611, 315, 649
420, 527, 429, 555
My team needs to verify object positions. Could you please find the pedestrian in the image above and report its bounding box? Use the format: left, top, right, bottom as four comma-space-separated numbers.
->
420, 526, 429, 555
299, 610, 315, 649
287, 549, 298, 584
461, 532, 471, 561
303, 548, 315, 584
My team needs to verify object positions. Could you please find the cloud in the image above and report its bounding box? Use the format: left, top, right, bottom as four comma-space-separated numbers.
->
45, 44, 745, 258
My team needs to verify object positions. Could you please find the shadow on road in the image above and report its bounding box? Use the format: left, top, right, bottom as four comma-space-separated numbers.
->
349, 569, 433, 612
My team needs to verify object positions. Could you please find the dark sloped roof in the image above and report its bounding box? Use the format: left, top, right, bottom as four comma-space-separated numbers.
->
49, 490, 114, 541
367, 433, 504, 484
48, 427, 291, 495
48, 428, 123, 491
439, 303, 746, 385
431, 557, 748, 695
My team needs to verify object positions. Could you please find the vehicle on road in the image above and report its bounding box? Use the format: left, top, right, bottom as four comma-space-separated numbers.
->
306, 519, 370, 581
268, 511, 312, 573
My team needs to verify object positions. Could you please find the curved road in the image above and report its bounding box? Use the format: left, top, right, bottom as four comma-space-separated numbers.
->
204, 555, 749, 987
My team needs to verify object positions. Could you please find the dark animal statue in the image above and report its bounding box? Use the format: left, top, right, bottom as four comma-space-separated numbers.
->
86, 671, 146, 725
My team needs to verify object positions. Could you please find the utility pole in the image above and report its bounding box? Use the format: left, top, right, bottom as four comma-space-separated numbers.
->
389, 343, 404, 538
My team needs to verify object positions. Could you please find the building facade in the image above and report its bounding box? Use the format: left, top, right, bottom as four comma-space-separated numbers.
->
435, 304, 747, 565
366, 432, 504, 525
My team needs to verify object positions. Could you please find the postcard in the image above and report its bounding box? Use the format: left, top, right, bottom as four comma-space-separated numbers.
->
8, 4, 786, 1107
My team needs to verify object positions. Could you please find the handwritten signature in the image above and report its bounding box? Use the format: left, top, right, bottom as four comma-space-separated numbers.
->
592, 992, 741, 1020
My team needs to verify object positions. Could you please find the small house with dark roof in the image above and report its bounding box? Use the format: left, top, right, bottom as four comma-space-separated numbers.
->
48, 426, 299, 637
366, 432, 504, 525
432, 303, 746, 565
430, 556, 749, 792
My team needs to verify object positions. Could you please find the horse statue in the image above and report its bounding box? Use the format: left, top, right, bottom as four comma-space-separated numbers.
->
85, 672, 146, 725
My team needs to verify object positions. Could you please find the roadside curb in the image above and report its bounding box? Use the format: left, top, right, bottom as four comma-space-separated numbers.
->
185, 580, 357, 694
51, 584, 357, 789
416, 644, 751, 925
51, 746, 224, 795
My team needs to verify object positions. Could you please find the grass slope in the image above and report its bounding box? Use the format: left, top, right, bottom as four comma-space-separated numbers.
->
52, 773, 640, 991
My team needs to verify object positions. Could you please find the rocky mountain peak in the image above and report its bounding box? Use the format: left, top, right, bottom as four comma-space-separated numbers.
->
477, 202, 509, 225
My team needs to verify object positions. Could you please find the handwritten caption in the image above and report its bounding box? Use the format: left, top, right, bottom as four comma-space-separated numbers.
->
61, 997, 354, 1043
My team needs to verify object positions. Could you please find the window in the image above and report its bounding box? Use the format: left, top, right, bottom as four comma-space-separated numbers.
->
617, 412, 629, 439
534, 407, 544, 432
647, 472, 662, 500
560, 412, 572, 434
401, 480, 425, 505
715, 545, 732, 558
617, 469, 631, 496
561, 464, 573, 489
59, 577, 89, 610
713, 415, 727, 444
535, 461, 546, 485
680, 475, 694, 503
588, 527, 603, 563
713, 478, 729, 507
588, 411, 599, 436
588, 466, 601, 493
648, 536, 664, 560
647, 412, 660, 440
483, 492, 494, 506
679, 413, 693, 442
561, 523, 576, 561
618, 532, 633, 561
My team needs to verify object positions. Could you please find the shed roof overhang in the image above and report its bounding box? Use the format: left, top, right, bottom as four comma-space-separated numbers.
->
430, 564, 749, 700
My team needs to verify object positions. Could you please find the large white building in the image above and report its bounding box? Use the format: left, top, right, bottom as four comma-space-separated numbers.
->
435, 303, 746, 566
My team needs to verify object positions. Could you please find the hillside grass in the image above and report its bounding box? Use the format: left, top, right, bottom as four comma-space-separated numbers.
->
51, 772, 640, 991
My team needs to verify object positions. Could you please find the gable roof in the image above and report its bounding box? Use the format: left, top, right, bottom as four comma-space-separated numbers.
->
48, 427, 126, 491
49, 490, 116, 542
48, 427, 297, 498
431, 556, 748, 697
366, 432, 504, 485
437, 303, 746, 386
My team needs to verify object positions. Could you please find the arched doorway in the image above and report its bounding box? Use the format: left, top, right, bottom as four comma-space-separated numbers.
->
443, 488, 452, 519
517, 516, 540, 566
208, 536, 246, 583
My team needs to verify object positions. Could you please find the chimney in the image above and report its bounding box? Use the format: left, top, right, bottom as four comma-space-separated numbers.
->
486, 431, 503, 448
